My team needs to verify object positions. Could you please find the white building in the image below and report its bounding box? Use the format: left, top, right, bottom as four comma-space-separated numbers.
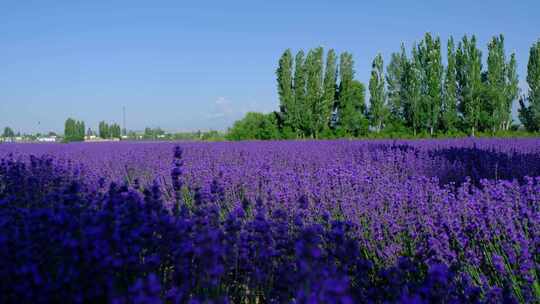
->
37, 136, 57, 142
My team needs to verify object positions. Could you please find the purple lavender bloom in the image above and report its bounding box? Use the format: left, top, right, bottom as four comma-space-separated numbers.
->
1, 138, 539, 302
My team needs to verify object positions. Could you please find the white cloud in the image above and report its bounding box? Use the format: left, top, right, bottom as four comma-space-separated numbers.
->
206, 97, 277, 122
207, 112, 226, 119
215, 96, 228, 105
207, 97, 235, 120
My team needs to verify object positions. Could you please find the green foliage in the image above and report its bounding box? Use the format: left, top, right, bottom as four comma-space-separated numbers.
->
383, 33, 509, 137
486, 35, 506, 132
416, 33, 443, 135
373, 121, 413, 139
386, 44, 407, 122
335, 53, 368, 136
98, 121, 121, 139
276, 47, 367, 139
441, 36, 459, 132
64, 118, 85, 142
273, 48, 370, 139
231, 35, 539, 141
143, 127, 165, 140
519, 40, 540, 131
336, 80, 369, 137
519, 97, 537, 132
304, 47, 324, 138
336, 52, 354, 130
320, 49, 337, 134
276, 49, 294, 129
171, 131, 201, 140
278, 126, 298, 139
200, 130, 225, 141
485, 34, 517, 133
293, 50, 307, 137
528, 40, 540, 122
2, 127, 15, 138
110, 124, 121, 138
99, 121, 110, 139
457, 35, 483, 136
120, 130, 226, 141
369, 53, 387, 132
402, 47, 422, 135
226, 112, 280, 140
505, 54, 519, 129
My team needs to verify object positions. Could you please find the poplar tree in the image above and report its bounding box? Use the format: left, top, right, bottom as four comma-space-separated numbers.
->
369, 53, 386, 132
64, 118, 76, 142
504, 53, 519, 130
350, 80, 368, 136
276, 49, 294, 129
3, 127, 15, 138
99, 121, 110, 139
78, 121, 85, 140
320, 49, 337, 132
519, 40, 540, 131
293, 50, 307, 137
426, 34, 443, 135
486, 35, 507, 132
402, 46, 422, 135
415, 33, 443, 135
457, 35, 483, 136
413, 43, 429, 133
530, 40, 540, 128
386, 44, 407, 122
304, 47, 324, 138
336, 52, 354, 134
110, 124, 121, 138
442, 36, 459, 132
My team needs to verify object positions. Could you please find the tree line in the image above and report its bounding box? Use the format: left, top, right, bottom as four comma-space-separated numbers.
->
377, 33, 519, 136
228, 33, 540, 139
2, 127, 16, 139
98, 121, 122, 139
64, 118, 85, 142
275, 47, 369, 138
1, 127, 58, 142
62, 118, 226, 142
63, 119, 123, 142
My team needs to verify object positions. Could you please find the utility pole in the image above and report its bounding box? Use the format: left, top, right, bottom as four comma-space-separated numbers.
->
122, 106, 126, 136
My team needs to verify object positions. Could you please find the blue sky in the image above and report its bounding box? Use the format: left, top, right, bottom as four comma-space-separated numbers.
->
1, 0, 539, 133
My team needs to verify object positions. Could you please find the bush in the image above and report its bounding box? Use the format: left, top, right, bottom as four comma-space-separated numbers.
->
226, 112, 280, 140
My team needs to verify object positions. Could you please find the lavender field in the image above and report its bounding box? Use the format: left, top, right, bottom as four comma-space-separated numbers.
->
1, 139, 540, 303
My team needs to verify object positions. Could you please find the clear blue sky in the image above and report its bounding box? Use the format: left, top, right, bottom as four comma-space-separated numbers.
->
1, 0, 539, 134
